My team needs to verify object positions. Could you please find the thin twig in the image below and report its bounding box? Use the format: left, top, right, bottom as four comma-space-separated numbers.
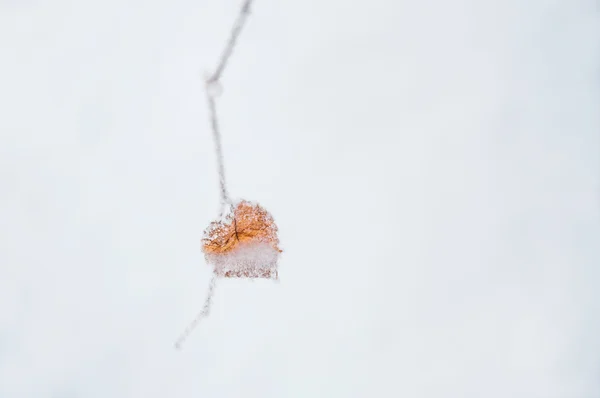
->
206, 93, 230, 206
209, 0, 254, 82
175, 0, 256, 350
174, 276, 218, 349
206, 0, 255, 208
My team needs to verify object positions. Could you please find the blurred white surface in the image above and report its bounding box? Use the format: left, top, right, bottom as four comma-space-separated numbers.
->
0, 1, 598, 397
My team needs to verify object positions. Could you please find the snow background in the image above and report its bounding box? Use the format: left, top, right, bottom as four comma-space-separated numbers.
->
1, 0, 599, 396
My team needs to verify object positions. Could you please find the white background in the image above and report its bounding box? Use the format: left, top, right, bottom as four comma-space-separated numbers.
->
1, 0, 599, 397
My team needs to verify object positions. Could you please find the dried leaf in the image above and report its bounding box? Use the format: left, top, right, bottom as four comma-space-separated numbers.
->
201, 200, 282, 278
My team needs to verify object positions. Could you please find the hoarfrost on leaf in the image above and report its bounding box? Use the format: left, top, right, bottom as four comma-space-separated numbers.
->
201, 200, 282, 279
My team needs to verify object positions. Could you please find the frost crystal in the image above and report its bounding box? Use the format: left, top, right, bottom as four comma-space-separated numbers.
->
205, 78, 223, 98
